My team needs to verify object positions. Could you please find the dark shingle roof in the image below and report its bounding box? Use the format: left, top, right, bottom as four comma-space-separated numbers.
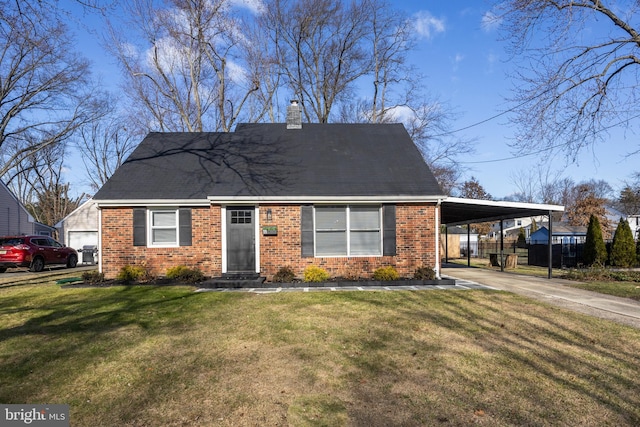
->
93, 123, 443, 200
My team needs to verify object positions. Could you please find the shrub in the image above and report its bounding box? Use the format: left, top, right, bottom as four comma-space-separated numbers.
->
583, 214, 607, 266
336, 265, 362, 281
82, 271, 105, 284
564, 268, 640, 283
610, 218, 637, 267
304, 266, 330, 283
414, 266, 436, 280
166, 265, 205, 283
372, 266, 399, 281
117, 265, 147, 284
273, 266, 296, 283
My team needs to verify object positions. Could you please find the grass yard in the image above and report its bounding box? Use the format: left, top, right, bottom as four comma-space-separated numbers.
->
1, 279, 640, 426
565, 281, 640, 301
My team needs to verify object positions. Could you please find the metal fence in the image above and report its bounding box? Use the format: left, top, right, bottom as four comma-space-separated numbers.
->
528, 243, 584, 268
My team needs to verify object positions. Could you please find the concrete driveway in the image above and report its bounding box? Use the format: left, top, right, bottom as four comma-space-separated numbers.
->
442, 263, 640, 329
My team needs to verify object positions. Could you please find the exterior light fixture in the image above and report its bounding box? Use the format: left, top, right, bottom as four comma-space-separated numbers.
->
266, 208, 272, 222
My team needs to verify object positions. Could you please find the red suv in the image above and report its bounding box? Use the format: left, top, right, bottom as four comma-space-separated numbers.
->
0, 236, 78, 273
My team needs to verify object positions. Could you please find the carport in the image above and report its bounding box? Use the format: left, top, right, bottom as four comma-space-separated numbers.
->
439, 197, 565, 279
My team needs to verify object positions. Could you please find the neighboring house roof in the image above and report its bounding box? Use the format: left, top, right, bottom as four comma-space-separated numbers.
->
446, 226, 478, 236
1, 180, 54, 236
530, 224, 587, 242
93, 123, 444, 202
55, 199, 97, 229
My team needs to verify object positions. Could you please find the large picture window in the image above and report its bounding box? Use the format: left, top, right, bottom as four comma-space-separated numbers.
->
315, 205, 381, 256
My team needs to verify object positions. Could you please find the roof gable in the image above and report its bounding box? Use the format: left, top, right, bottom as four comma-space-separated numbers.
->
94, 123, 443, 201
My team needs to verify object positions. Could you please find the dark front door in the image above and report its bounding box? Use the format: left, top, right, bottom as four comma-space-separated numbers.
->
226, 207, 256, 273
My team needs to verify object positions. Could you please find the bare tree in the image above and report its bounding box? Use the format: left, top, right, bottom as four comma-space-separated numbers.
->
616, 185, 640, 216
333, 0, 473, 194
496, 0, 640, 158
509, 166, 575, 205
457, 176, 493, 235
615, 172, 640, 216
262, 0, 371, 123
364, 0, 414, 123
9, 144, 86, 226
0, 1, 100, 178
429, 164, 460, 196
76, 111, 139, 192
109, 0, 269, 133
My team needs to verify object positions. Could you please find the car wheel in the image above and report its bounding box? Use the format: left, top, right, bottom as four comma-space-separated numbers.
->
67, 254, 78, 268
30, 257, 45, 272
0, 267, 6, 273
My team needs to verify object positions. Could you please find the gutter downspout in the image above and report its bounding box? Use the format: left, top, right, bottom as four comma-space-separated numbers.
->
435, 198, 442, 279
98, 208, 102, 274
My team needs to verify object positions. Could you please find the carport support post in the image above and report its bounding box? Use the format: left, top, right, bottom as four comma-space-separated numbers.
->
548, 212, 553, 279
500, 219, 504, 272
445, 226, 449, 263
467, 225, 471, 266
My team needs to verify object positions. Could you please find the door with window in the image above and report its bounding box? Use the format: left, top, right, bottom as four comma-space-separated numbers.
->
226, 207, 256, 273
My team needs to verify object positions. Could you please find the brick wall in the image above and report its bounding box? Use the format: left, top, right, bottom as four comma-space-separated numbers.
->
99, 203, 438, 281
258, 203, 438, 280
100, 206, 221, 279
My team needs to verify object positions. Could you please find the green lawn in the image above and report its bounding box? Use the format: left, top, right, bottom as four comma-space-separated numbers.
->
1, 278, 639, 426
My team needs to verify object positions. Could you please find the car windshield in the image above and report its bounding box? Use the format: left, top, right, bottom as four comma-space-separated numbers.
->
0, 238, 25, 246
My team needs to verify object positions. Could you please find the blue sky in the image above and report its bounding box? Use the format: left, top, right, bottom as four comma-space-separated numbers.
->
66, 0, 638, 200
396, 1, 639, 199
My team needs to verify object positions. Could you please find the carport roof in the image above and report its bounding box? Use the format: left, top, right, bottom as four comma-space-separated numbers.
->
441, 197, 564, 226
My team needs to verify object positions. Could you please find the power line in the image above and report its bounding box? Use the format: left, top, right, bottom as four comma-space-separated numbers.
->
457, 143, 566, 164
430, 107, 514, 138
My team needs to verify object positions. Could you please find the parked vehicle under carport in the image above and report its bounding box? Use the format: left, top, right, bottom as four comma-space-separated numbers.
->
0, 236, 78, 273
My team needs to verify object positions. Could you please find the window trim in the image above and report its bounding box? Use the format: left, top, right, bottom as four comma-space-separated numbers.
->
148, 208, 180, 247
313, 205, 382, 257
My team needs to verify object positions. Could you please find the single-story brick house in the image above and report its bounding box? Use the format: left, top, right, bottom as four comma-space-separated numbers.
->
93, 106, 447, 281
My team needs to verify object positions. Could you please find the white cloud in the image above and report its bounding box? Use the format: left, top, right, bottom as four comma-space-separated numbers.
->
146, 37, 184, 72
120, 42, 139, 61
227, 0, 265, 15
485, 52, 499, 74
386, 105, 415, 123
413, 11, 445, 40
226, 60, 248, 84
452, 53, 464, 72
481, 11, 502, 32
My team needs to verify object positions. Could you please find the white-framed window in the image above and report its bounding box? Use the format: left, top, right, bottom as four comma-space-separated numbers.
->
149, 208, 179, 246
314, 205, 381, 256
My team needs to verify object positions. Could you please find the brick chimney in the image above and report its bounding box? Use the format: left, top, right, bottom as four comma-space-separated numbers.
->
286, 100, 302, 129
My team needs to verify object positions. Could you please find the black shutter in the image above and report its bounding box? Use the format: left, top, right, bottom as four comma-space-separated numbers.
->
179, 208, 192, 246
133, 208, 146, 246
383, 204, 396, 256
301, 205, 314, 257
